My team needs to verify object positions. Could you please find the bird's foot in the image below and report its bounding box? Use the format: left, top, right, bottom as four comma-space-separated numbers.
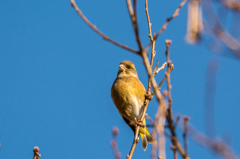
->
145, 93, 153, 100
136, 120, 145, 127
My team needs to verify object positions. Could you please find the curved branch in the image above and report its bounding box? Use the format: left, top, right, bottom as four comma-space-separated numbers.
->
70, 0, 139, 54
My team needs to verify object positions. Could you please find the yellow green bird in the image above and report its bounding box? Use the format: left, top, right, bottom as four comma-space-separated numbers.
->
111, 60, 156, 151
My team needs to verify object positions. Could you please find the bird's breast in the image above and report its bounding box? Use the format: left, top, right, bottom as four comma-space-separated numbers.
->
111, 76, 145, 121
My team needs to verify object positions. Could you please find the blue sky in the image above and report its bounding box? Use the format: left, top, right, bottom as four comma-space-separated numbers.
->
1, 0, 240, 159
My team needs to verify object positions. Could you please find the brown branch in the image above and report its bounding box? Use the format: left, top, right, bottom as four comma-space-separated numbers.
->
224, 0, 240, 11
33, 147, 41, 159
145, 0, 153, 42
126, 0, 144, 51
145, 0, 188, 51
164, 40, 189, 159
155, 62, 167, 74
158, 64, 174, 89
201, 0, 240, 59
145, 0, 156, 95
186, 123, 239, 159
111, 127, 121, 159
125, 1, 149, 158
203, 20, 240, 59
126, 0, 166, 158
183, 116, 190, 155
166, 40, 173, 121
153, 61, 159, 76
70, 0, 139, 54
171, 145, 178, 159
150, 65, 174, 98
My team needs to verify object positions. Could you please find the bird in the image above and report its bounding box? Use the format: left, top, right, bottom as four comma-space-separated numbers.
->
111, 60, 156, 151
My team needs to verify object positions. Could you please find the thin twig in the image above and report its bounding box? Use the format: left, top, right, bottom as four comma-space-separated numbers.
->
150, 65, 174, 98
202, 0, 240, 59
166, 40, 173, 121
164, 40, 189, 159
186, 123, 239, 159
146, 116, 171, 139
183, 116, 190, 155
171, 145, 178, 159
173, 116, 181, 129
145, 0, 156, 95
111, 127, 121, 159
153, 61, 159, 76
158, 65, 174, 89
126, 0, 144, 51
70, 0, 139, 54
145, 0, 188, 51
155, 62, 167, 74
145, 0, 153, 42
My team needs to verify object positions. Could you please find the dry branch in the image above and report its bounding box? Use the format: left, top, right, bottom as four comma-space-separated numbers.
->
165, 40, 189, 159
70, 0, 185, 158
186, 123, 239, 159
145, 0, 188, 51
111, 127, 121, 159
70, 0, 138, 54
183, 116, 190, 155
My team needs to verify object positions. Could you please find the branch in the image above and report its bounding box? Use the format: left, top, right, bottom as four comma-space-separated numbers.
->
150, 65, 174, 98
171, 145, 178, 159
154, 62, 167, 75
70, 0, 139, 54
126, 0, 166, 158
111, 127, 121, 159
164, 40, 189, 159
145, 0, 188, 51
203, 21, 240, 59
224, 0, 240, 11
145, 0, 156, 95
126, 0, 144, 51
183, 116, 190, 155
186, 123, 239, 159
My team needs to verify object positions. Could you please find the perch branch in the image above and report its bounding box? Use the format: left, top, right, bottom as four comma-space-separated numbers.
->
126, 0, 165, 158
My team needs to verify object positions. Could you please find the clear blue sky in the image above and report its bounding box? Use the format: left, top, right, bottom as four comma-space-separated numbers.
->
1, 0, 240, 159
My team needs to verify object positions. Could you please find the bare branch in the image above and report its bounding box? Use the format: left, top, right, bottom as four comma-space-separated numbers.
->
126, 0, 144, 51
224, 0, 240, 11
164, 40, 189, 159
150, 65, 174, 98
145, 0, 157, 95
70, 0, 139, 54
186, 123, 239, 159
145, 0, 188, 51
171, 145, 178, 159
111, 127, 121, 159
155, 62, 167, 74
183, 116, 190, 155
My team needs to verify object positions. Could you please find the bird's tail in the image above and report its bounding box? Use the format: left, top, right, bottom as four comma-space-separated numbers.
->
139, 119, 156, 151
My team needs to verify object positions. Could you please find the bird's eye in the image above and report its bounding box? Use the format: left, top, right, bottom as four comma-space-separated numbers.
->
126, 65, 131, 69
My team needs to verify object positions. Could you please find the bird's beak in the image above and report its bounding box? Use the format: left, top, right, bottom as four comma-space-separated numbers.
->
119, 64, 126, 72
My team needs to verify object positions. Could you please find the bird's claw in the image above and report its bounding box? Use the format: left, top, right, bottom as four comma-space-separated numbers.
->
145, 93, 153, 100
136, 120, 145, 127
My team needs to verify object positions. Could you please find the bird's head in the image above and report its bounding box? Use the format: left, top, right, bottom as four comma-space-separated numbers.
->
117, 60, 138, 78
